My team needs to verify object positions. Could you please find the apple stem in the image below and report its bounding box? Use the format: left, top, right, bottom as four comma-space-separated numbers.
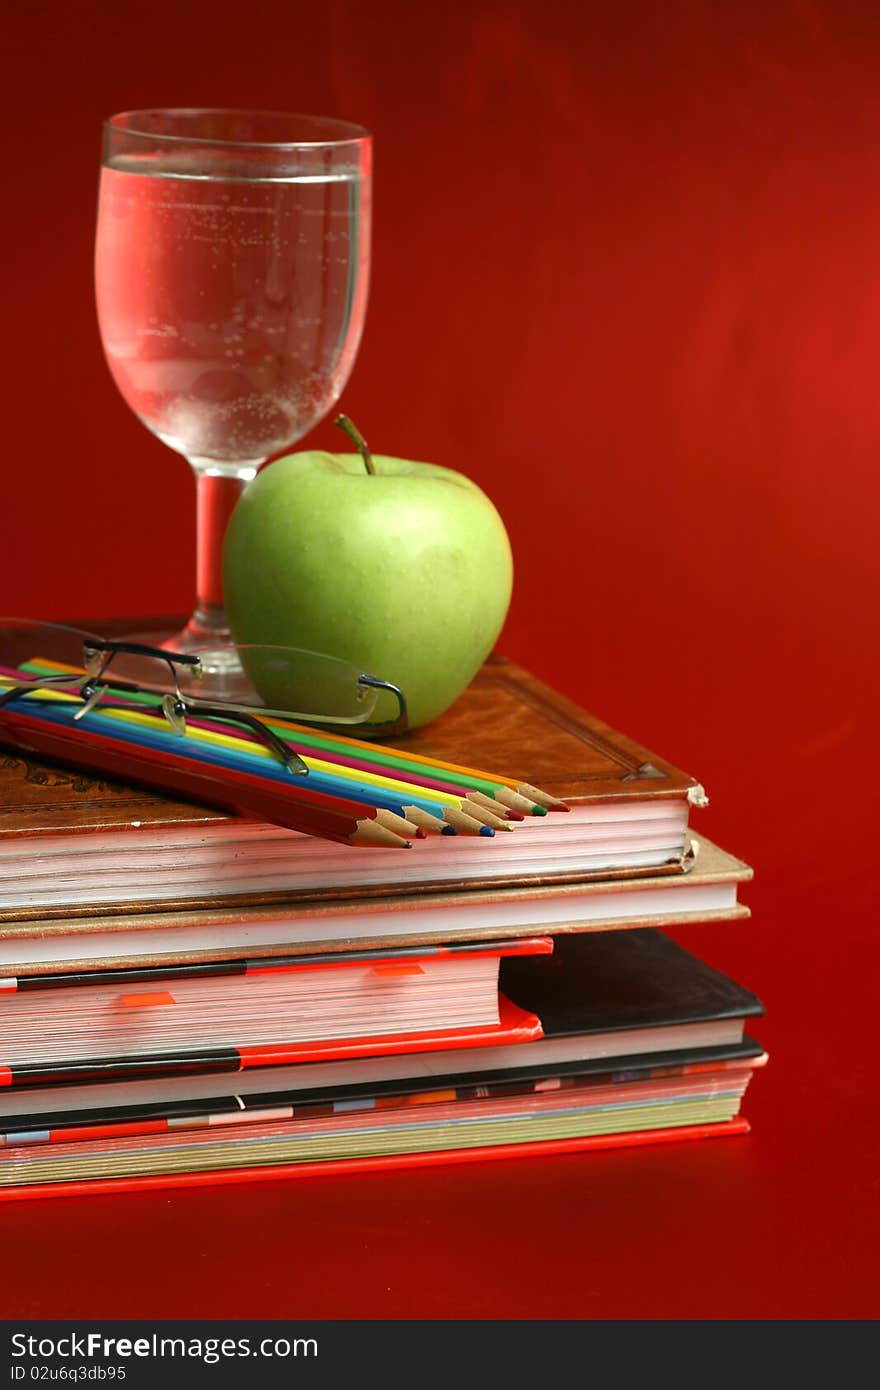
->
334, 414, 375, 475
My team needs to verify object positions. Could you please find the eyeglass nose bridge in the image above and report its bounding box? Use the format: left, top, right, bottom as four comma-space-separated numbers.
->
81, 638, 204, 694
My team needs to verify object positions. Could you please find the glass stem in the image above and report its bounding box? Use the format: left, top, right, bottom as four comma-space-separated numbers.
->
185, 458, 261, 643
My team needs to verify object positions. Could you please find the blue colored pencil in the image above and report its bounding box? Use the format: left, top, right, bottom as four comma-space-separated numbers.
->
1, 693, 493, 832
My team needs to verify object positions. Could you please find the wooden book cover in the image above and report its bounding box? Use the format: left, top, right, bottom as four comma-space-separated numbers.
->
0, 639, 708, 920
0, 652, 703, 839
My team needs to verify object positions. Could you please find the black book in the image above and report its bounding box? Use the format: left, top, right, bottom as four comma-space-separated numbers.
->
499, 928, 764, 1042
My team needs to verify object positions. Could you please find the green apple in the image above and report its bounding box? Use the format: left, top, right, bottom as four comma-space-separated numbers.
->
222, 417, 513, 731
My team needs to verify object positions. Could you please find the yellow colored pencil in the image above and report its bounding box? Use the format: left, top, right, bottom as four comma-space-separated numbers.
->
0, 680, 505, 819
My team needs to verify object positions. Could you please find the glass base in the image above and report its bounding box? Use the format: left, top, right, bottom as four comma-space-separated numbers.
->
112, 623, 263, 704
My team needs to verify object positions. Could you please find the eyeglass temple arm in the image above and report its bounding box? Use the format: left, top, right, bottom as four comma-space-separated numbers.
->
0, 674, 94, 709
0, 679, 308, 777
358, 675, 408, 736
184, 701, 309, 776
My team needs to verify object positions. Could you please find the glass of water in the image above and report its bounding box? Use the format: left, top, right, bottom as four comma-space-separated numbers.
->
95, 108, 371, 679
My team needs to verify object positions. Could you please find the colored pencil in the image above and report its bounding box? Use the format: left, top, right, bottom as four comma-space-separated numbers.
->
401, 805, 456, 835
491, 785, 548, 815
455, 799, 513, 831
16, 657, 568, 810
466, 789, 526, 821
439, 807, 495, 837
0, 705, 411, 849
0, 690, 455, 823
1, 678, 505, 833
374, 809, 424, 839
260, 716, 569, 810
257, 723, 565, 811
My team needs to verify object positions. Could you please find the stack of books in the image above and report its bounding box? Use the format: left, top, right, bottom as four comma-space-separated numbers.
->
0, 653, 766, 1199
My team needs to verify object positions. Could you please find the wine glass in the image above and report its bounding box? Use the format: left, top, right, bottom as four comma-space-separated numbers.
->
94, 108, 371, 689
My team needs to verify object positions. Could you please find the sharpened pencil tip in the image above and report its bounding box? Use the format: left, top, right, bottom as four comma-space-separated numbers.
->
532, 805, 549, 816
478, 825, 495, 836
401, 805, 449, 834
441, 824, 458, 835
517, 783, 570, 811
351, 820, 413, 848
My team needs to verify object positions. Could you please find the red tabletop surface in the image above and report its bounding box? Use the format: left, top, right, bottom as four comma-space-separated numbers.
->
3, 0, 878, 1319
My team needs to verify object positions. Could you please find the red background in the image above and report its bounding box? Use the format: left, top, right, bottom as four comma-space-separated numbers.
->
2, 0, 878, 1319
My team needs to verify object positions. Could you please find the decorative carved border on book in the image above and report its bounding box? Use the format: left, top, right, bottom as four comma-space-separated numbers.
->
0, 753, 219, 830
0, 753, 117, 796
486, 671, 660, 780
466, 661, 695, 798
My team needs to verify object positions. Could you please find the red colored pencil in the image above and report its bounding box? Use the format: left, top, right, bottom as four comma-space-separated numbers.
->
0, 708, 410, 848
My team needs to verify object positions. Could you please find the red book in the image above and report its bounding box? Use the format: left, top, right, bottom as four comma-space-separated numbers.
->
0, 940, 548, 1091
